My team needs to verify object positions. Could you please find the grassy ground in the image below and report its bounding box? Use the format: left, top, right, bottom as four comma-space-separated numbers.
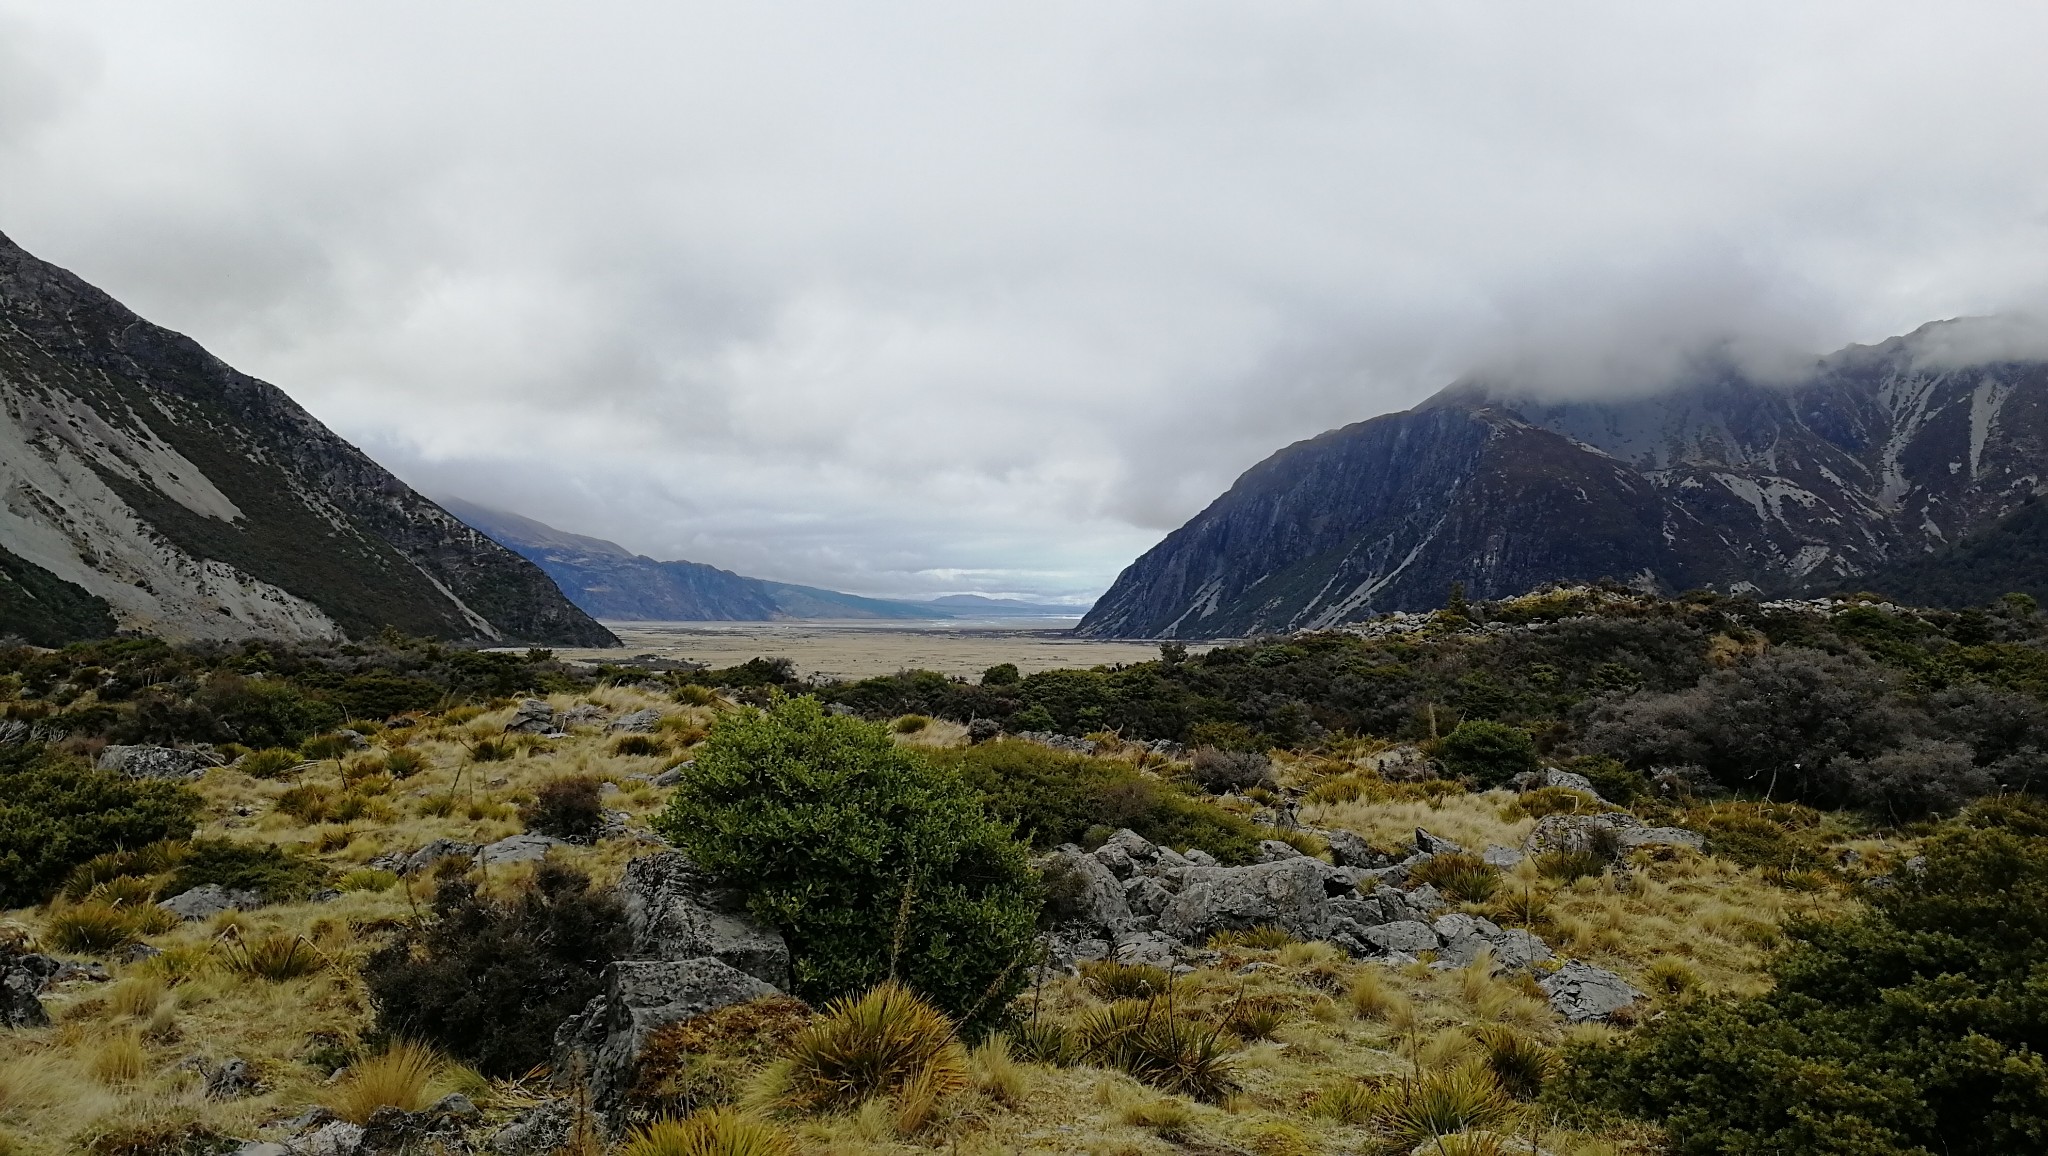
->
0, 692, 1891, 1154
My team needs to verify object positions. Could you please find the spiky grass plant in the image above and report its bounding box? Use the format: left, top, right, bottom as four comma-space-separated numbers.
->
1208, 925, 1299, 951
1471, 1026, 1555, 1101
339, 868, 399, 892
1011, 1018, 1077, 1065
1307, 1077, 1380, 1124
1223, 1000, 1287, 1042
326, 1041, 443, 1123
617, 1108, 796, 1156
1074, 998, 1237, 1102
1372, 1061, 1514, 1152
45, 903, 140, 953
220, 933, 326, 981
1080, 960, 1174, 1001
83, 875, 160, 909
777, 982, 967, 1114
1406, 852, 1502, 904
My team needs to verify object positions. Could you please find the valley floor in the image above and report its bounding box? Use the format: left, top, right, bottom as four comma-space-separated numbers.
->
554, 620, 1185, 681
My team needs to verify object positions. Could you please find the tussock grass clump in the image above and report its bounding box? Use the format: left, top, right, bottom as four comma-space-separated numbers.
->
1306, 773, 1464, 807
45, 902, 143, 953
1080, 960, 1174, 1001
221, 933, 326, 981
1209, 925, 1299, 951
632, 996, 814, 1120
969, 1033, 1030, 1108
81, 1117, 236, 1156
618, 1108, 795, 1156
1075, 998, 1237, 1102
60, 842, 188, 902
1118, 1094, 1197, 1140
326, 1040, 443, 1123
1308, 1077, 1379, 1124
1223, 1000, 1287, 1041
239, 748, 303, 779
777, 982, 967, 1114
1501, 786, 1604, 820
88, 1031, 147, 1085
1347, 970, 1416, 1026
891, 715, 931, 734
107, 976, 167, 1020
340, 868, 398, 892
612, 734, 668, 758
383, 748, 427, 779
1535, 850, 1607, 883
1373, 1062, 1515, 1151
1407, 852, 1501, 904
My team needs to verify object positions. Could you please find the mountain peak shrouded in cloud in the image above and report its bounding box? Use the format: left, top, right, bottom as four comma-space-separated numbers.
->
9, 4, 2048, 599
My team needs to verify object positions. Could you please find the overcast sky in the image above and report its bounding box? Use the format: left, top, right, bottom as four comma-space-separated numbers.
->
6, 3, 2048, 602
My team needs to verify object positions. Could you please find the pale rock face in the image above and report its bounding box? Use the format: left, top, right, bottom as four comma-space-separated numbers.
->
1541, 960, 1645, 1022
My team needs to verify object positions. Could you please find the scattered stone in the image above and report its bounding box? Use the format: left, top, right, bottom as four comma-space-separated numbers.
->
475, 833, 566, 867
1, 963, 48, 1028
284, 1106, 338, 1133
292, 1121, 365, 1156
1540, 960, 1644, 1023
607, 708, 663, 733
308, 889, 341, 904
1613, 825, 1706, 853
504, 699, 557, 734
552, 957, 781, 1122
618, 853, 791, 987
205, 1057, 259, 1099
233, 1143, 292, 1156
1182, 848, 1220, 867
358, 1099, 473, 1154
652, 763, 691, 787
489, 1100, 577, 1154
1322, 828, 1390, 868
1414, 828, 1465, 856
1043, 846, 1139, 934
114, 943, 163, 966
1482, 844, 1526, 868
397, 839, 478, 876
561, 704, 611, 729
335, 730, 370, 750
1256, 839, 1307, 863
159, 884, 262, 921
96, 744, 212, 781
1523, 811, 1643, 856
1363, 744, 1434, 781
1158, 856, 1334, 944
432, 1093, 480, 1118
1432, 914, 1553, 971
1360, 920, 1439, 955
1123, 876, 1174, 916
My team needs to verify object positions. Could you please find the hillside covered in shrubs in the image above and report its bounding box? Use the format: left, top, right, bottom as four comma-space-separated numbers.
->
0, 586, 2043, 1154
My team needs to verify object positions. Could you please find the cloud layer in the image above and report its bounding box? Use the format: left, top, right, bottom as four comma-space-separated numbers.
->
5, 2, 2048, 600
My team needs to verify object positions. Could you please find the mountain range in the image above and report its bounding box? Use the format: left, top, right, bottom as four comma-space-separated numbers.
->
444, 500, 1084, 622
0, 230, 616, 648
1079, 320, 2048, 638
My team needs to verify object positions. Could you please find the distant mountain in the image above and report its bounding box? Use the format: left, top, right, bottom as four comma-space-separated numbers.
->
1080, 319, 2048, 638
1853, 495, 2048, 610
0, 229, 615, 647
445, 500, 952, 622
922, 594, 1087, 617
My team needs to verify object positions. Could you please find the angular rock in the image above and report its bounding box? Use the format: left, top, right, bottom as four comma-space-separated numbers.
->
1404, 884, 1446, 915
232, 1143, 291, 1156
652, 764, 689, 787
1157, 856, 1332, 944
1431, 914, 1554, 971
1322, 828, 1389, 868
1043, 846, 1137, 934
96, 744, 212, 781
1109, 930, 1181, 969
489, 1101, 576, 1154
293, 1121, 365, 1156
504, 699, 557, 734
1123, 875, 1174, 917
1482, 844, 1526, 868
204, 1056, 258, 1099
475, 833, 566, 867
1540, 960, 1644, 1023
159, 884, 261, 921
1414, 828, 1465, 856
607, 708, 663, 733
358, 1100, 472, 1155
1, 964, 48, 1028
553, 958, 780, 1122
1182, 848, 1219, 867
619, 852, 790, 987
1613, 826, 1706, 853
1523, 812, 1644, 856
1256, 839, 1307, 863
1098, 829, 1189, 875
400, 839, 479, 876
1360, 920, 1439, 955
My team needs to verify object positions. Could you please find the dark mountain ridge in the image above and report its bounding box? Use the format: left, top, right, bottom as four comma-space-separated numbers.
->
0, 229, 616, 646
1080, 320, 2048, 638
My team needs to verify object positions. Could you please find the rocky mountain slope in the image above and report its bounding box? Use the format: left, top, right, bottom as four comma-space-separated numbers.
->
445, 500, 958, 621
1080, 320, 2048, 637
0, 229, 616, 646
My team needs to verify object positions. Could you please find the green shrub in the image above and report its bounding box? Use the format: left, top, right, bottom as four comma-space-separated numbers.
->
654, 698, 1041, 1027
892, 715, 932, 734
1434, 720, 1539, 787
0, 744, 201, 907
1562, 755, 1649, 804
166, 837, 329, 902
1554, 795, 2048, 1151
519, 774, 606, 842
980, 664, 1021, 687
931, 739, 1263, 864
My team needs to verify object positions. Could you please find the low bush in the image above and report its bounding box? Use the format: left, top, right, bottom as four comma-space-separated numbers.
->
363, 862, 629, 1076
82, 1118, 235, 1156
1434, 721, 1540, 788
518, 774, 606, 842
1678, 801, 1828, 871
1188, 747, 1276, 794
340, 868, 398, 892
1555, 795, 2048, 1152
777, 982, 967, 1114
892, 715, 932, 734
655, 699, 1040, 1024
0, 744, 201, 908
166, 838, 329, 902
933, 739, 1264, 864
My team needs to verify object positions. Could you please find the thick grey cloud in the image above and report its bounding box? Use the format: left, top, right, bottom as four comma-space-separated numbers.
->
5, 2, 2048, 600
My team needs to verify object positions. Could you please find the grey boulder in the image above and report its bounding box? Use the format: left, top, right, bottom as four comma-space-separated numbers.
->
607, 708, 664, 734
398, 839, 479, 876
553, 957, 780, 1122
619, 852, 790, 987
1540, 961, 1644, 1023
1, 962, 48, 1028
1157, 856, 1333, 944
97, 744, 212, 781
476, 833, 566, 867
159, 884, 262, 921
1360, 920, 1439, 955
1042, 846, 1138, 934
504, 699, 557, 734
